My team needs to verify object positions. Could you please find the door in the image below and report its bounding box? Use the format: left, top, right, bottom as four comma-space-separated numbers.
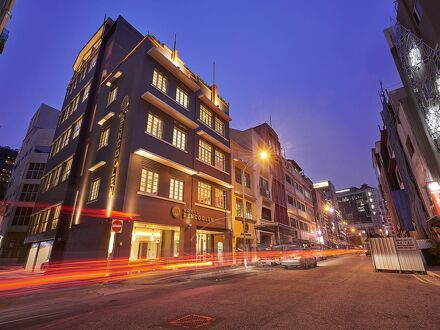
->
138, 242, 148, 259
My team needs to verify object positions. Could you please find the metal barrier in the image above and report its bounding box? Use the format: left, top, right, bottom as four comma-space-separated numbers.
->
370, 237, 426, 273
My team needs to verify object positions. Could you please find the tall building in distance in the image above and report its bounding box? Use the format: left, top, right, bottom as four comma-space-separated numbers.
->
335, 184, 385, 235
25, 16, 232, 270
378, 0, 440, 239
0, 0, 15, 53
0, 146, 18, 199
0, 104, 59, 264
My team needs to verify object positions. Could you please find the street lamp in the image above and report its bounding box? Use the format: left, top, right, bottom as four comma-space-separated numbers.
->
240, 149, 270, 268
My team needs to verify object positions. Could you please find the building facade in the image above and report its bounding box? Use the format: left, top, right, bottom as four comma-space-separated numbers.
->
372, 87, 428, 238
283, 159, 318, 247
0, 146, 18, 199
335, 184, 385, 235
384, 0, 440, 238
0, 104, 59, 264
230, 124, 291, 248
24, 16, 232, 270
0, 0, 15, 53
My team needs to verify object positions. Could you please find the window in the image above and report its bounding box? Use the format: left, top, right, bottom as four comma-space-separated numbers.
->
214, 188, 226, 209
89, 55, 97, 71
176, 87, 188, 109
140, 169, 159, 194
214, 149, 226, 171
72, 117, 82, 139
200, 105, 212, 127
246, 201, 252, 219
62, 158, 73, 182
169, 178, 184, 201
260, 177, 270, 198
30, 213, 42, 234
26, 163, 45, 179
236, 198, 243, 217
41, 209, 51, 233
172, 127, 186, 151
406, 137, 415, 158
286, 175, 292, 184
80, 67, 86, 80
52, 165, 62, 187
98, 127, 110, 149
71, 95, 79, 113
262, 207, 271, 220
198, 139, 212, 164
19, 184, 39, 201
51, 205, 61, 230
244, 172, 251, 188
12, 207, 32, 226
413, 0, 423, 24
82, 83, 91, 102
152, 69, 167, 93
214, 117, 225, 136
60, 128, 72, 149
88, 178, 100, 202
235, 167, 242, 184
108, 81, 118, 105
198, 181, 211, 205
146, 113, 163, 138
288, 195, 294, 205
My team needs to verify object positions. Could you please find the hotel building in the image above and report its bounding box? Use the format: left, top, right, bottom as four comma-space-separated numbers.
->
24, 17, 232, 270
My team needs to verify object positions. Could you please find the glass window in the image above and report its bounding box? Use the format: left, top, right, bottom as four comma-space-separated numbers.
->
172, 127, 186, 151
140, 169, 159, 194
214, 149, 225, 171
52, 165, 62, 187
60, 128, 72, 149
262, 207, 271, 220
26, 163, 45, 179
197, 181, 211, 205
236, 198, 243, 217
214, 188, 226, 209
176, 87, 189, 109
169, 178, 184, 201
89, 55, 97, 72
214, 117, 225, 136
146, 113, 163, 138
198, 139, 212, 164
19, 184, 39, 201
62, 158, 73, 182
244, 172, 251, 188
246, 201, 252, 219
11, 207, 32, 226
82, 83, 91, 102
200, 105, 212, 127
88, 178, 100, 201
72, 117, 82, 139
235, 167, 242, 184
51, 205, 62, 230
288, 195, 294, 205
98, 127, 110, 149
152, 69, 167, 93
108, 82, 118, 105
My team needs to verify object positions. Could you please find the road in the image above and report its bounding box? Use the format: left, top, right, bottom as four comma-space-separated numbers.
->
0, 255, 439, 329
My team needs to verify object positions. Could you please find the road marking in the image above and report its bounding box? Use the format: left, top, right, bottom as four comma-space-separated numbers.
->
412, 274, 440, 287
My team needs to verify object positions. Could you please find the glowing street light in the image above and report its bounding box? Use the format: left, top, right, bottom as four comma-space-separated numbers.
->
259, 150, 269, 161
350, 228, 356, 233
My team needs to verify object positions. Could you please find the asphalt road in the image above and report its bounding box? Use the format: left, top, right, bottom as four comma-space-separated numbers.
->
1, 255, 439, 329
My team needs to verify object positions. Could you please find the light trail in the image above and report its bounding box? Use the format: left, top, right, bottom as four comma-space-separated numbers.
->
0, 249, 364, 297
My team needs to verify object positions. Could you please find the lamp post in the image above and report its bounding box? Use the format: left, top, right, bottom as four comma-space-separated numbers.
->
240, 150, 269, 268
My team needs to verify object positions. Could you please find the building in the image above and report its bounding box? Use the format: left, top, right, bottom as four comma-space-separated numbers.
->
335, 184, 385, 235
283, 159, 318, 247
383, 0, 440, 238
24, 16, 232, 271
0, 146, 18, 199
372, 87, 428, 238
230, 124, 291, 248
312, 180, 343, 247
0, 0, 15, 53
0, 104, 59, 264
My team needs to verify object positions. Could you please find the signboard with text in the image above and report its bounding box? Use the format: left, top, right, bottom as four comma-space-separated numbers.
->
111, 219, 124, 233
395, 238, 417, 251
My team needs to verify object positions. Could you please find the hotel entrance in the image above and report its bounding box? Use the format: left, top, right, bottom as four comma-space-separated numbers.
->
196, 229, 225, 261
129, 222, 180, 260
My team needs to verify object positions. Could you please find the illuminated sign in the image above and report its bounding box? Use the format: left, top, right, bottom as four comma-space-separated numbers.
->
171, 206, 213, 223
313, 181, 329, 189
109, 96, 130, 195
428, 181, 440, 217
335, 189, 350, 194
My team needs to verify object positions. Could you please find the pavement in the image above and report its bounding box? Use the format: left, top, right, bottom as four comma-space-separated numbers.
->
0, 255, 439, 329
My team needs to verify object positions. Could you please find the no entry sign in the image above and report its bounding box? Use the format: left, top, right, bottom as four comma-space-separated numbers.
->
111, 219, 123, 233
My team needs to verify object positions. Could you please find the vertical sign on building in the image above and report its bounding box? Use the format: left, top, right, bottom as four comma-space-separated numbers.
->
427, 181, 440, 216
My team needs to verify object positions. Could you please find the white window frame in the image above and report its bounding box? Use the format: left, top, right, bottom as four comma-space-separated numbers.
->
139, 169, 159, 194
198, 181, 211, 205
152, 69, 167, 93
198, 139, 212, 164
88, 178, 100, 202
214, 149, 226, 171
98, 127, 110, 149
214, 117, 225, 136
176, 87, 189, 109
214, 188, 226, 209
146, 113, 163, 139
169, 178, 184, 201
172, 127, 186, 151
200, 105, 212, 127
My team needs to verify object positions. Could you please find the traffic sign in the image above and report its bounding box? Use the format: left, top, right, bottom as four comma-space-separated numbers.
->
111, 219, 123, 233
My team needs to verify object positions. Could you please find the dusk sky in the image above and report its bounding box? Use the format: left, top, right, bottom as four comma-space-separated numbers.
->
0, 1, 400, 189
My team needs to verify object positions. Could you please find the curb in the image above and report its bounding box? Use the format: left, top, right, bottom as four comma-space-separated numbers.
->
427, 271, 440, 279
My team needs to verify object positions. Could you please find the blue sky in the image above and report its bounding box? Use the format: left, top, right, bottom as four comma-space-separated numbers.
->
0, 1, 400, 188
